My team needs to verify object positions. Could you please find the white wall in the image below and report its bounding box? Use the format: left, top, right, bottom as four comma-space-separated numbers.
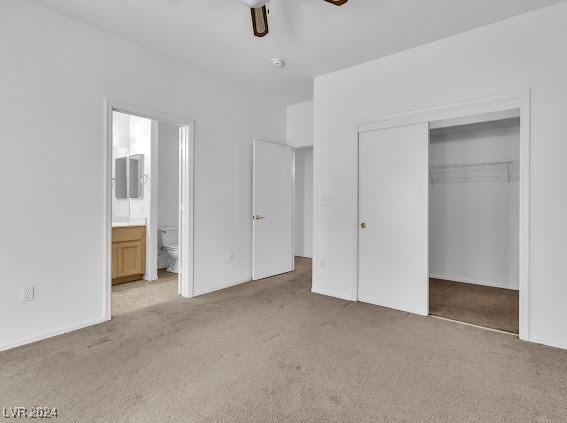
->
111, 112, 153, 220
111, 112, 130, 218
112, 112, 131, 149
289, 101, 314, 259
429, 126, 520, 290
287, 101, 314, 147
294, 147, 313, 258
0, 0, 286, 350
313, 2, 567, 349
157, 122, 180, 269
128, 115, 152, 219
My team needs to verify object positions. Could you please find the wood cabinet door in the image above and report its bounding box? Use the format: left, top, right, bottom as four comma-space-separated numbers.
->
112, 244, 118, 279
117, 241, 143, 277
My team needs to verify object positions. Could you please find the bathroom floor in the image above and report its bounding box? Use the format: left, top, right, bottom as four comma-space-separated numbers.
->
111, 269, 179, 315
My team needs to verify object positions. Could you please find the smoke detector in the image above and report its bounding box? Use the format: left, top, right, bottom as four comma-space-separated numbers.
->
272, 58, 285, 67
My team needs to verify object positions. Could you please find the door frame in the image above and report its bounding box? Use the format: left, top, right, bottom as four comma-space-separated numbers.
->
353, 89, 531, 341
103, 100, 195, 320
292, 145, 314, 260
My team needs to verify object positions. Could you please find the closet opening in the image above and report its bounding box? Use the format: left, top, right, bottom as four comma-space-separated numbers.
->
428, 110, 520, 334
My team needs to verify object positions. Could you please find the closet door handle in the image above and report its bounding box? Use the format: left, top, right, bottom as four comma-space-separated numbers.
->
361, 222, 367, 229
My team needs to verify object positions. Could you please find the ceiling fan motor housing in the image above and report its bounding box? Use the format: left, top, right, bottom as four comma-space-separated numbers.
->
241, 0, 268, 8
245, 0, 348, 38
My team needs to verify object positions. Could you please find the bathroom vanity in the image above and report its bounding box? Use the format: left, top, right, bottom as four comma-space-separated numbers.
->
112, 225, 146, 284
111, 146, 147, 284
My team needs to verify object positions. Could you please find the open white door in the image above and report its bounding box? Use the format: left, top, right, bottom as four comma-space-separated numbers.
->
252, 140, 293, 280
358, 123, 429, 316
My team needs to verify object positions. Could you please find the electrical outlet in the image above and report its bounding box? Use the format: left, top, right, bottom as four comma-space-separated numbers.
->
320, 259, 326, 268
320, 196, 329, 206
227, 252, 234, 263
21, 286, 34, 302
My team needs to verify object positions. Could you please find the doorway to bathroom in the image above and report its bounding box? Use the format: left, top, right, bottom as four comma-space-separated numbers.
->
104, 101, 194, 319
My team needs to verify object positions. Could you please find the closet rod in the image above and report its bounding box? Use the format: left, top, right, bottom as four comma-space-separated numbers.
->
429, 160, 516, 185
429, 160, 514, 170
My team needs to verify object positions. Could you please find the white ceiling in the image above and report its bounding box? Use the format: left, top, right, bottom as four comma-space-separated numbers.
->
33, 0, 563, 104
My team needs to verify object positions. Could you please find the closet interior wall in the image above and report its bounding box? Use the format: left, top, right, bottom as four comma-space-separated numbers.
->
428, 121, 521, 290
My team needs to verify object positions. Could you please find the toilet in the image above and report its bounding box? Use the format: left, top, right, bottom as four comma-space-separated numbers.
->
158, 227, 179, 273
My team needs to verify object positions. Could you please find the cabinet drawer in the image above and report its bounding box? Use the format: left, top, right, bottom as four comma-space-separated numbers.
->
112, 226, 145, 243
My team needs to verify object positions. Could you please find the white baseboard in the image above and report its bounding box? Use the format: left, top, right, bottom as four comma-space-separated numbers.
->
0, 317, 107, 352
193, 278, 251, 297
429, 274, 519, 291
295, 254, 313, 259
529, 336, 567, 351
143, 272, 159, 282
311, 288, 355, 302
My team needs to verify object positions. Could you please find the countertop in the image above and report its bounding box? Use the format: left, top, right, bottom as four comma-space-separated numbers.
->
112, 218, 146, 228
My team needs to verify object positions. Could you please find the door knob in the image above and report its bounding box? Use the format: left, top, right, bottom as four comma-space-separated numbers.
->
254, 215, 265, 220
361, 222, 367, 229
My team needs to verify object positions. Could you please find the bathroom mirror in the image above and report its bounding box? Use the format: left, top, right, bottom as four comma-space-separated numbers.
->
128, 154, 144, 199
114, 154, 145, 199
115, 157, 128, 199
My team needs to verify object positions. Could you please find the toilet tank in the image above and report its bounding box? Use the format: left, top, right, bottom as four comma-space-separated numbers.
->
159, 227, 178, 248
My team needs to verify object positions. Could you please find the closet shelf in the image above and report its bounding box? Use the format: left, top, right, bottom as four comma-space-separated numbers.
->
429, 160, 516, 185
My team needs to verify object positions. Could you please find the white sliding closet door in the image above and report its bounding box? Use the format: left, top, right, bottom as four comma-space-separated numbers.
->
358, 123, 429, 316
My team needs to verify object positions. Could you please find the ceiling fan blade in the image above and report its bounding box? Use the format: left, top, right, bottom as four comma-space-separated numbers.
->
251, 6, 269, 37
323, 0, 348, 5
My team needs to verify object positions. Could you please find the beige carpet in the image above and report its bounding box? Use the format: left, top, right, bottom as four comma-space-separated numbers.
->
1, 258, 566, 423
430, 278, 519, 334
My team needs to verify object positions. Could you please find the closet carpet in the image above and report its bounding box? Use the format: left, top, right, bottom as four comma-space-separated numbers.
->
429, 278, 519, 333
2, 258, 565, 423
